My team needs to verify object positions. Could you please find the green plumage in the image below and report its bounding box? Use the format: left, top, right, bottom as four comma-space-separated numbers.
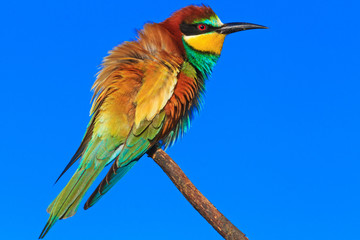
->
39, 137, 115, 238
182, 39, 220, 78
84, 111, 166, 209
40, 111, 166, 238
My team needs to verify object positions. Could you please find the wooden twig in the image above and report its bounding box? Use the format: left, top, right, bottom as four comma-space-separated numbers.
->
147, 146, 248, 240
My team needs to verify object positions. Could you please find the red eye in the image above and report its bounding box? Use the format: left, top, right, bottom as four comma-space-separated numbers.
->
197, 24, 207, 31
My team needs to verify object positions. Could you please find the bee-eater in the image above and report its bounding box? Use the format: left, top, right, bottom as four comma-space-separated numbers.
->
39, 5, 266, 238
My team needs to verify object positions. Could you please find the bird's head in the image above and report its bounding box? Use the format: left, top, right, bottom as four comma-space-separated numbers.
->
161, 5, 267, 57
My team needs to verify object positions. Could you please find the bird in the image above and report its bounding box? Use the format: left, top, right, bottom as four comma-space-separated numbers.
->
39, 4, 266, 238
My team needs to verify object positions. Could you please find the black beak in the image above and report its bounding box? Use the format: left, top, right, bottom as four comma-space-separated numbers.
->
216, 22, 268, 34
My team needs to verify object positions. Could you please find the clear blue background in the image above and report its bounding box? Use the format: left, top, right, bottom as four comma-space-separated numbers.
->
1, 0, 359, 239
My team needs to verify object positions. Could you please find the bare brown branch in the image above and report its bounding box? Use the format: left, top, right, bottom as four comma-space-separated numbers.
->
147, 146, 248, 240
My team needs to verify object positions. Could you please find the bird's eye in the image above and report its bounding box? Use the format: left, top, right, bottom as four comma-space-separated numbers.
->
197, 24, 207, 31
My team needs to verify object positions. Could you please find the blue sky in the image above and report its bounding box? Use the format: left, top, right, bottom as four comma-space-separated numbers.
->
1, 0, 359, 239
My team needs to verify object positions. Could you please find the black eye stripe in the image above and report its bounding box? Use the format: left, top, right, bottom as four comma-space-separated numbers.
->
180, 23, 219, 36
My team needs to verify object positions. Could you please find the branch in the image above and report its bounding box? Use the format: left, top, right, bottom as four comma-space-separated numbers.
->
147, 146, 248, 240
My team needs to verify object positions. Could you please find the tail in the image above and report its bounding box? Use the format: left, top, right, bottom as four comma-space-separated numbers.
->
39, 164, 103, 238
84, 160, 137, 210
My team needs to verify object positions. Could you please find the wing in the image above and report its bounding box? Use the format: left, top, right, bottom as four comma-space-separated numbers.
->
84, 57, 181, 209
40, 67, 141, 238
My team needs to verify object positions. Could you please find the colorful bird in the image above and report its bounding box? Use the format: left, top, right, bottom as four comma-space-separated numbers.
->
39, 5, 266, 238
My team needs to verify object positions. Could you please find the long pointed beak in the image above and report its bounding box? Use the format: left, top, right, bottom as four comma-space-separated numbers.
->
216, 22, 268, 34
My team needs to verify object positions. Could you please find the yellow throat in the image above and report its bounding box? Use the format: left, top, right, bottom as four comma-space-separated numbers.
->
183, 32, 226, 55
